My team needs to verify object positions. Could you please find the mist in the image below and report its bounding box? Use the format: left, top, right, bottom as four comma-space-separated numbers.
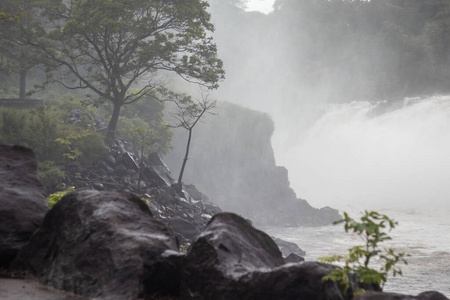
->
204, 0, 450, 211
279, 97, 450, 209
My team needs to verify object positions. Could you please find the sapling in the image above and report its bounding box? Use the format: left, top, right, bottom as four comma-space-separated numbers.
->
319, 210, 408, 295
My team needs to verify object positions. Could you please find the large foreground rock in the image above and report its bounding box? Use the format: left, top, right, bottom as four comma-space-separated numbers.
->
354, 291, 449, 300
181, 212, 285, 299
181, 212, 355, 300
12, 190, 181, 299
0, 145, 48, 268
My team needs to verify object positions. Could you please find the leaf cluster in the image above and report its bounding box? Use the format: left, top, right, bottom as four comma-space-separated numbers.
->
319, 211, 408, 295
0, 97, 107, 191
46, 186, 74, 208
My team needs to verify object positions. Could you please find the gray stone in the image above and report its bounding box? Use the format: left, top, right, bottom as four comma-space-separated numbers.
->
180, 212, 367, 300
168, 217, 200, 241
354, 291, 449, 300
273, 236, 306, 257
122, 152, 139, 171
12, 190, 180, 300
284, 252, 305, 263
0, 145, 48, 268
181, 212, 285, 299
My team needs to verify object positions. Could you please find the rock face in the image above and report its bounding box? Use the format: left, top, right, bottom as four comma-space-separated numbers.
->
165, 102, 342, 226
241, 262, 349, 300
58, 139, 222, 245
12, 190, 181, 299
272, 236, 306, 258
0, 145, 48, 268
181, 212, 351, 300
354, 291, 449, 300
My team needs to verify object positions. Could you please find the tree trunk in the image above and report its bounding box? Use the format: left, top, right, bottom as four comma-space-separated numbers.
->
177, 128, 193, 192
19, 69, 26, 100
137, 144, 144, 194
105, 101, 122, 145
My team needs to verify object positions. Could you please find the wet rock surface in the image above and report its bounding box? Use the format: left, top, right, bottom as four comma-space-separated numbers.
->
0, 145, 48, 268
59, 139, 222, 245
181, 213, 353, 300
165, 102, 342, 227
354, 291, 449, 300
12, 190, 181, 299
272, 236, 306, 258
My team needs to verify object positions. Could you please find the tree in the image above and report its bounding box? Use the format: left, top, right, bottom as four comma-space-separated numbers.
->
0, 1, 40, 99
169, 93, 216, 194
26, 0, 224, 144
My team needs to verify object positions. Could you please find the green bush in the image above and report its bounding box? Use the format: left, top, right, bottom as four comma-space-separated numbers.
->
0, 91, 172, 193
47, 186, 74, 208
0, 107, 27, 145
319, 211, 408, 295
116, 94, 172, 155
38, 161, 66, 193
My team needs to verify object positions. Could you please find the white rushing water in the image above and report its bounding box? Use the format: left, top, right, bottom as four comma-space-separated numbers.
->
271, 96, 450, 296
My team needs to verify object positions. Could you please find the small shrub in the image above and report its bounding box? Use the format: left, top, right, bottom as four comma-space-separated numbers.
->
38, 161, 66, 193
319, 211, 408, 295
47, 186, 75, 208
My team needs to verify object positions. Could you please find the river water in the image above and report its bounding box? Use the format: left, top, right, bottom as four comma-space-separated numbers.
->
270, 96, 450, 296
265, 206, 450, 296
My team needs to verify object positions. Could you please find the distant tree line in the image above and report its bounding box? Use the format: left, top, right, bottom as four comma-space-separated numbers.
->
211, 0, 450, 102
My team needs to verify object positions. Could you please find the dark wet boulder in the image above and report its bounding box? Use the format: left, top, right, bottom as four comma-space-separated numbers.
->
168, 216, 201, 241
12, 190, 181, 300
418, 291, 450, 300
242, 262, 347, 300
122, 152, 139, 171
272, 236, 306, 257
0, 145, 48, 268
181, 212, 285, 299
284, 252, 305, 263
181, 212, 369, 300
354, 291, 449, 300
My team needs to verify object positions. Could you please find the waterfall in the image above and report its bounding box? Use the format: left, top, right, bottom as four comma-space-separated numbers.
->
278, 95, 450, 209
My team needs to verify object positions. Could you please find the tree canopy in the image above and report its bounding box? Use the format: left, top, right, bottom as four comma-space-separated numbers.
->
17, 0, 224, 143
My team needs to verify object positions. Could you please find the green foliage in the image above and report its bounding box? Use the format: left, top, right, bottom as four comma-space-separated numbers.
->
0, 107, 26, 144
13, 0, 224, 142
38, 161, 66, 193
55, 129, 107, 166
0, 99, 108, 192
179, 244, 188, 254
140, 197, 151, 206
117, 94, 172, 155
319, 211, 408, 295
0, 11, 24, 22
46, 186, 74, 208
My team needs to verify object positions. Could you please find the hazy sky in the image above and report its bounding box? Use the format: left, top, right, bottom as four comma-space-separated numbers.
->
245, 0, 276, 14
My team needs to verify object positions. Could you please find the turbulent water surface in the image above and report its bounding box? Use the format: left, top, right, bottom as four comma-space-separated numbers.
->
266, 207, 450, 296
270, 96, 450, 296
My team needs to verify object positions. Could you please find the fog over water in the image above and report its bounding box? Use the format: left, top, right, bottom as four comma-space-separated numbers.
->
277, 96, 450, 210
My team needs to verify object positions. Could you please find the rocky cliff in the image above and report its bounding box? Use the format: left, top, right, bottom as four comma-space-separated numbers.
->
165, 101, 340, 226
